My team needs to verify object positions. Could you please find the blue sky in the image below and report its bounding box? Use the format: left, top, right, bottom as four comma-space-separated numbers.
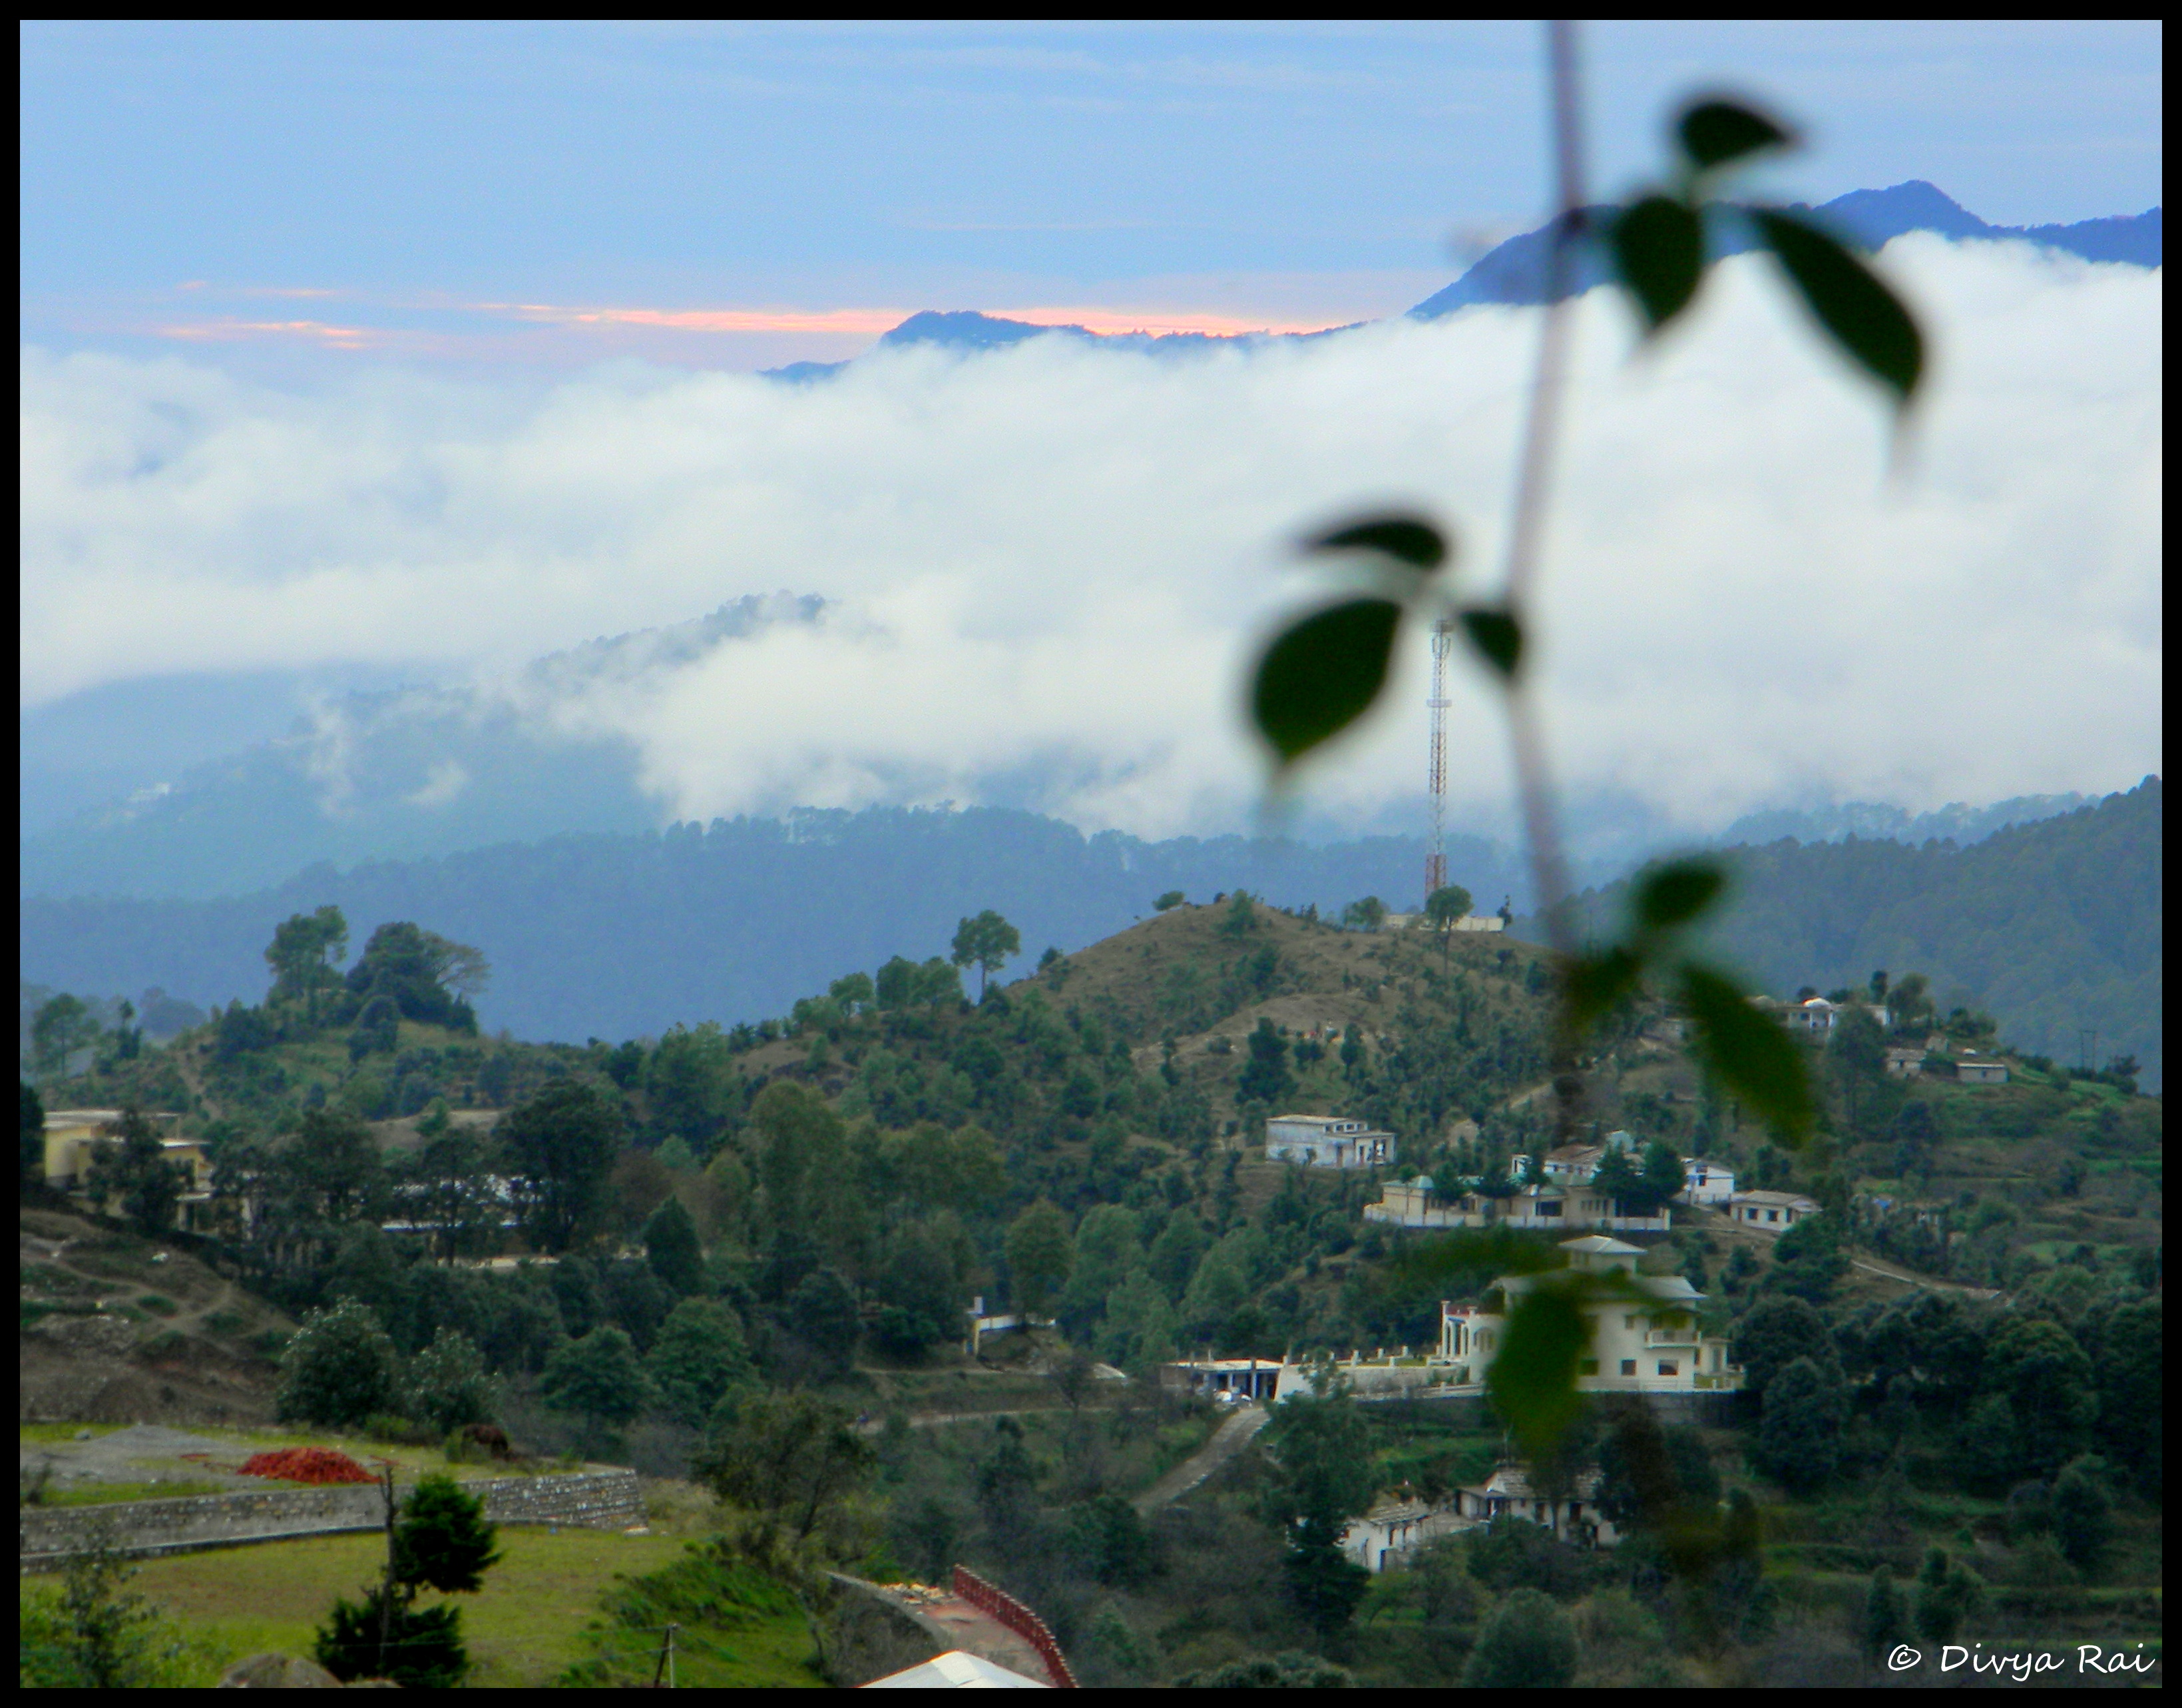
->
19, 21, 2164, 367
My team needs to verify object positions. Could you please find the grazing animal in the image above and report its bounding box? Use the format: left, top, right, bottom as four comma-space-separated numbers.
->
463, 1422, 514, 1460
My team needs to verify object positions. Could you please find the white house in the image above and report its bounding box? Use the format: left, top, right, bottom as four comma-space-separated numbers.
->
1341, 1493, 1472, 1572
1452, 1464, 1621, 1548
1266, 1115, 1393, 1170
1438, 1235, 1741, 1394
1726, 1188, 1821, 1231
1679, 1160, 1736, 1207
1761, 995, 1891, 1035
1157, 1356, 1283, 1402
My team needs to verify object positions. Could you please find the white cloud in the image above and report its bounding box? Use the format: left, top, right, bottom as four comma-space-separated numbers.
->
18, 236, 2162, 841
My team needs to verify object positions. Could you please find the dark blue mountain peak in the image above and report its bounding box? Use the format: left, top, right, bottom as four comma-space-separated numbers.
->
1410, 182, 2161, 318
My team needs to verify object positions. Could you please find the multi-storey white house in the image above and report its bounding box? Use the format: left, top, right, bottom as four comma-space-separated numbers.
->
1266, 1114, 1394, 1170
1679, 1159, 1736, 1207
1438, 1235, 1741, 1394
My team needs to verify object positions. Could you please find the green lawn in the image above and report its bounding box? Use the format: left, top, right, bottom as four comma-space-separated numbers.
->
35, 1479, 236, 1508
47, 1527, 783, 1687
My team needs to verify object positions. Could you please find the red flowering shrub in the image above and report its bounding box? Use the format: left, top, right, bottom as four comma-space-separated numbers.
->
238, 1446, 376, 1485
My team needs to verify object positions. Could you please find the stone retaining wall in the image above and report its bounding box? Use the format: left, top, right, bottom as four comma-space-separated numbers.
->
817, 1574, 957, 1688
20, 1469, 642, 1570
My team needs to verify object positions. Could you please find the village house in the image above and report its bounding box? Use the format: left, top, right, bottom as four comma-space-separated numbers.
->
1339, 1464, 1624, 1572
1679, 1159, 1736, 1207
1265, 1114, 1394, 1170
1341, 1491, 1471, 1572
1379, 913, 1506, 934
41, 1109, 214, 1232
1941, 1056, 2010, 1084
1156, 1356, 1281, 1402
1440, 1235, 1741, 1394
1884, 1045, 1927, 1078
1726, 1187, 1822, 1231
1451, 1464, 1621, 1549
1363, 1132, 1672, 1234
1757, 994, 1891, 1035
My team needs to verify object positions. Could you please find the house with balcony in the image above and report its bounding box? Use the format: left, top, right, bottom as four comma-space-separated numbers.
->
1266, 1114, 1394, 1170
1438, 1235, 1741, 1394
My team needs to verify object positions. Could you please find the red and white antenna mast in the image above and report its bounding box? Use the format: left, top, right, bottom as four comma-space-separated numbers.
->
1424, 618, 1452, 900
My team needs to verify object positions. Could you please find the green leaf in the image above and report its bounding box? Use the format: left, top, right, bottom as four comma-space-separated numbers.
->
1251, 599, 1403, 765
1752, 208, 1924, 405
1610, 195, 1703, 332
1486, 1283, 1591, 1462
1677, 99, 1795, 172
1563, 947, 1641, 1040
1306, 515, 1449, 573
1634, 858, 1727, 933
1676, 962, 1815, 1146
1459, 606, 1522, 680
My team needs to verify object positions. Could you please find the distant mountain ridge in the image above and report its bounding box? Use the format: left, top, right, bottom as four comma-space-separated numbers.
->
1530, 777, 2163, 1089
17, 595, 825, 901
764, 182, 2159, 374
17, 807, 1525, 1045
1408, 180, 2158, 316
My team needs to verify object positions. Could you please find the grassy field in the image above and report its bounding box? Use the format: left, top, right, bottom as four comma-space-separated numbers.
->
27, 1526, 820, 1687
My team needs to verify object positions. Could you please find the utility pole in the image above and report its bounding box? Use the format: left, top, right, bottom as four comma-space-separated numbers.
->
652, 1623, 678, 1688
377, 1464, 398, 1678
1424, 618, 1452, 902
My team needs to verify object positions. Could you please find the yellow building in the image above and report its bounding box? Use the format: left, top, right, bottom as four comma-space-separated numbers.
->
41, 1110, 212, 1229
1440, 1235, 1741, 1394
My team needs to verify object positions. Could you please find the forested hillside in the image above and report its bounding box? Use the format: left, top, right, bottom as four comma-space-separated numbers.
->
19, 809, 1522, 1044
1540, 778, 2163, 1089
27, 879, 2162, 1683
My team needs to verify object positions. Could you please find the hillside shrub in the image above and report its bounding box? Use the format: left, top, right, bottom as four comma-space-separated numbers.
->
276, 1299, 397, 1427
1463, 1586, 1577, 1687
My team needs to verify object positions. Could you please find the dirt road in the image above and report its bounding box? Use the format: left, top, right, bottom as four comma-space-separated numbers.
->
1132, 1403, 1271, 1515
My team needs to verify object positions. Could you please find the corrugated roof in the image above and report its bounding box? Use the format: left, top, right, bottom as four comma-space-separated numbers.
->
865, 1651, 1051, 1689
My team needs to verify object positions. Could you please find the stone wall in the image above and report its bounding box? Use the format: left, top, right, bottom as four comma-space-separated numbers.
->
20, 1469, 642, 1570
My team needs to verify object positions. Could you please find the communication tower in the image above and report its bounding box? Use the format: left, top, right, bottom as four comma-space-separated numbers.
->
1424, 618, 1453, 900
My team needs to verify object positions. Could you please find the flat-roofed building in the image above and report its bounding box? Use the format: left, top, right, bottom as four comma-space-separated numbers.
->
1265, 1114, 1393, 1170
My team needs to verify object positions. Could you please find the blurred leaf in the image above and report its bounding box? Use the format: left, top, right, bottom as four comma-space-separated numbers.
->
1486, 1283, 1590, 1462
1306, 515, 1449, 572
1634, 857, 1727, 933
1752, 208, 1924, 405
1459, 606, 1523, 680
1610, 195, 1703, 332
1677, 99, 1795, 171
1251, 598, 1403, 765
1563, 947, 1641, 1039
1677, 962, 1815, 1146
